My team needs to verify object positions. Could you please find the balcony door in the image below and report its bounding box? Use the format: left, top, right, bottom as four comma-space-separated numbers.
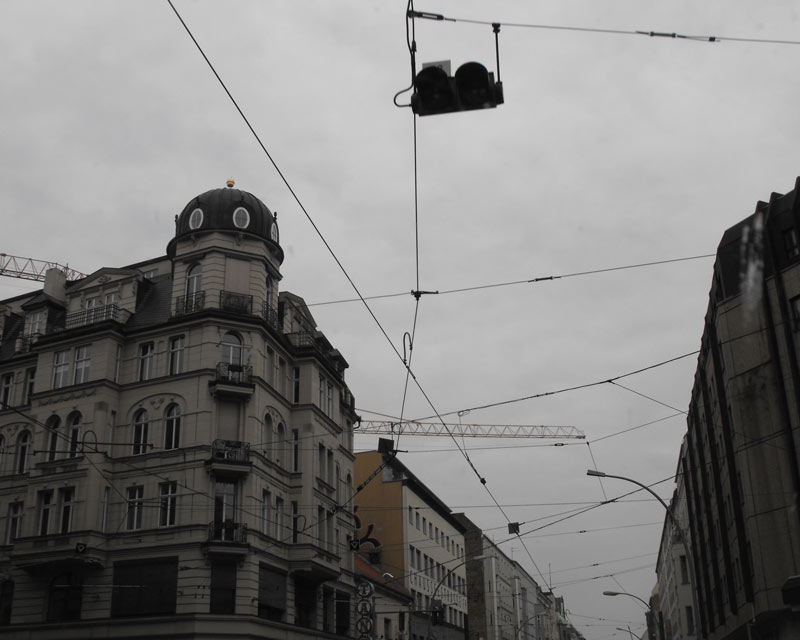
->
214, 480, 237, 541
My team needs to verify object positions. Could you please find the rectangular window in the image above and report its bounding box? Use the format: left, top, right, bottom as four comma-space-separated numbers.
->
292, 430, 300, 472
111, 557, 178, 617
319, 374, 325, 408
38, 490, 54, 536
6, 502, 23, 544
58, 487, 74, 534
686, 606, 695, 635
266, 348, 275, 386
169, 336, 184, 375
73, 344, 92, 384
327, 381, 333, 416
262, 489, 271, 534
293, 367, 301, 403
410, 545, 416, 568
275, 497, 284, 539
21, 368, 35, 405
409, 506, 414, 525
126, 486, 144, 530
278, 359, 287, 396
114, 344, 122, 383
784, 227, 800, 259
101, 487, 110, 533
292, 501, 299, 543
415, 512, 420, 530
0, 373, 12, 408
29, 310, 45, 335
52, 350, 70, 389
159, 482, 177, 527
258, 563, 287, 622
139, 342, 154, 381
210, 561, 237, 614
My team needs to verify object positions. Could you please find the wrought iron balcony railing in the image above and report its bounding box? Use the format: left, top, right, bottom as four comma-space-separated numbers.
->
174, 291, 205, 315
220, 290, 252, 315
262, 301, 280, 331
211, 439, 250, 462
208, 520, 248, 544
215, 362, 252, 384
64, 304, 124, 329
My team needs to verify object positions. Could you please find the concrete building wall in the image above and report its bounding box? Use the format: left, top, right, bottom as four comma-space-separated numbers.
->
681, 180, 800, 640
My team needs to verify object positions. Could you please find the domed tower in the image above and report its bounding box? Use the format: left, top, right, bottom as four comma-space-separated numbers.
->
167, 181, 283, 323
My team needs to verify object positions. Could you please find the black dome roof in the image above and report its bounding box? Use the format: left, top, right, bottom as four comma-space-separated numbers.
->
168, 186, 282, 262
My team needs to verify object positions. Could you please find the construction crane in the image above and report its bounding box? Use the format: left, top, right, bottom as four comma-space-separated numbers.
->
0, 253, 86, 282
355, 420, 585, 439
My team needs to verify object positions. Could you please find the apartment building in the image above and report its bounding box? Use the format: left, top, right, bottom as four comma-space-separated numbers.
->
0, 183, 359, 638
354, 451, 469, 640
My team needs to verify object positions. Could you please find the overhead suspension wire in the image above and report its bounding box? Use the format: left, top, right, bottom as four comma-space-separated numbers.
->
307, 253, 715, 307
415, 349, 699, 421
407, 9, 800, 47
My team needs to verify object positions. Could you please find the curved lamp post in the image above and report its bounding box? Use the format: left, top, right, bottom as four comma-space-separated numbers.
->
603, 590, 651, 609
426, 554, 487, 640
587, 469, 703, 640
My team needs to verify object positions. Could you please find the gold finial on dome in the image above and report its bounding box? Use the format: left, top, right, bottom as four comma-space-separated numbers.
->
226, 178, 235, 188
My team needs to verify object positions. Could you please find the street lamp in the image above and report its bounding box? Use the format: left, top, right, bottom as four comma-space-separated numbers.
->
426, 553, 487, 640
587, 468, 703, 640
603, 590, 651, 610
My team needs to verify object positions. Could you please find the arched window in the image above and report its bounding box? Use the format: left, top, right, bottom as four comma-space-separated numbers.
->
16, 431, 31, 474
346, 473, 353, 502
133, 409, 149, 455
46, 415, 61, 462
67, 412, 81, 458
187, 264, 202, 295
221, 332, 242, 365
335, 463, 341, 504
263, 414, 273, 459
0, 434, 4, 475
164, 404, 181, 450
276, 423, 285, 467
266, 274, 274, 309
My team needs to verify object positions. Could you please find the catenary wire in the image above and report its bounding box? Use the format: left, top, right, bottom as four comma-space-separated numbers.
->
307, 254, 715, 307
409, 10, 800, 46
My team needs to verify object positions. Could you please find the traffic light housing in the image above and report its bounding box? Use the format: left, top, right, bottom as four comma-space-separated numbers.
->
411, 62, 503, 116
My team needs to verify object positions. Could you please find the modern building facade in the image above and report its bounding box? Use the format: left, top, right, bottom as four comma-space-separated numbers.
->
353, 451, 469, 640
680, 178, 800, 640
0, 183, 360, 638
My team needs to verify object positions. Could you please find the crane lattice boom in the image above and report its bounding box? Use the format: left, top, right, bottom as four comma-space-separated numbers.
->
0, 253, 86, 282
356, 420, 585, 439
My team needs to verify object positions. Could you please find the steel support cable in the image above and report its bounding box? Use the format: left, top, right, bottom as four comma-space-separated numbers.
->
307, 254, 716, 307
408, 10, 800, 46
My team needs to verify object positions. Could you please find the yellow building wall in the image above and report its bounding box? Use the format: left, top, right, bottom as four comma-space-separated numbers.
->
354, 452, 406, 582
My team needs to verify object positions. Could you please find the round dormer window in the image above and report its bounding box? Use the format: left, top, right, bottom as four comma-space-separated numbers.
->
270, 221, 279, 243
233, 206, 250, 229
188, 208, 204, 230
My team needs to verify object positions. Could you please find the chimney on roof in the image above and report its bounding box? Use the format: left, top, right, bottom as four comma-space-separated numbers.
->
43, 268, 67, 304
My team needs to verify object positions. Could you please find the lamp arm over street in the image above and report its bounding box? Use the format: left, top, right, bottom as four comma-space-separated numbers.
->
588, 469, 704, 640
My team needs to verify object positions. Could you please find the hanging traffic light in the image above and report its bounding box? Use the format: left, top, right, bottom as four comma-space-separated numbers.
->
411, 61, 503, 116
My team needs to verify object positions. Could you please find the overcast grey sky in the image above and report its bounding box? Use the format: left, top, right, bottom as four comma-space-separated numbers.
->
3, 1, 800, 637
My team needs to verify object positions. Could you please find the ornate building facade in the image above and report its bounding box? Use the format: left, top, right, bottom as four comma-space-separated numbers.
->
0, 183, 359, 639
